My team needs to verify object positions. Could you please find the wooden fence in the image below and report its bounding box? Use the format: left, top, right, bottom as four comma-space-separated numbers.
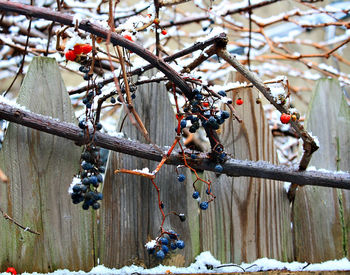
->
0, 57, 349, 273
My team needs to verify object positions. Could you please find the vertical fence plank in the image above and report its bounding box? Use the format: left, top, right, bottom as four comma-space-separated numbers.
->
293, 79, 350, 262
0, 57, 95, 273
199, 73, 293, 264
100, 70, 196, 267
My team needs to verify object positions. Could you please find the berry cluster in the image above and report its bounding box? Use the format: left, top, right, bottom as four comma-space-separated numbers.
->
65, 43, 92, 61
146, 231, 185, 260
71, 145, 105, 210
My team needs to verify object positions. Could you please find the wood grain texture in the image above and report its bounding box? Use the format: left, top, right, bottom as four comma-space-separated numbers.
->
99, 70, 196, 267
199, 73, 293, 264
0, 57, 95, 273
293, 79, 350, 262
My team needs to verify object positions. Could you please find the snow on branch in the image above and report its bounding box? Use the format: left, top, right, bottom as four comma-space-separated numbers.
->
0, 101, 349, 189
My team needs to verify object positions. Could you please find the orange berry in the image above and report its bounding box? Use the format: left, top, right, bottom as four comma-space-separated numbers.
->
161, 29, 167, 35
153, 18, 160, 24
123, 34, 133, 41
236, 98, 243, 105
65, 50, 76, 61
96, 37, 103, 43
280, 113, 291, 124
81, 44, 92, 54
73, 44, 83, 55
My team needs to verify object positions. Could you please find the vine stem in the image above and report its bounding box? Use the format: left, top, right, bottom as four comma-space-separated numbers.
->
0, 101, 349, 189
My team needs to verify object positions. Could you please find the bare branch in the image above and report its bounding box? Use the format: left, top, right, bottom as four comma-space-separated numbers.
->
0, 102, 349, 189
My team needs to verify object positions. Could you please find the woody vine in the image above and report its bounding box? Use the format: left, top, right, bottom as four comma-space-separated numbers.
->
0, 0, 350, 261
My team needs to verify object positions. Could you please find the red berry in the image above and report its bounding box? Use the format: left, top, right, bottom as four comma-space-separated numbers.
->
161, 29, 167, 35
236, 98, 243, 105
81, 44, 92, 54
6, 267, 17, 275
73, 44, 83, 55
202, 102, 209, 107
280, 113, 291, 124
123, 34, 133, 41
65, 50, 76, 61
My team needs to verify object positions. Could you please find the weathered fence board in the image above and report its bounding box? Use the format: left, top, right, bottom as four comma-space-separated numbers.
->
0, 57, 95, 273
200, 73, 293, 263
99, 70, 195, 267
293, 79, 350, 262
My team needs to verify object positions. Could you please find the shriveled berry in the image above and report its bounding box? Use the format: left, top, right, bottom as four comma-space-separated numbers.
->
177, 174, 185, 182
200, 201, 209, 210
192, 191, 200, 199
176, 240, 185, 249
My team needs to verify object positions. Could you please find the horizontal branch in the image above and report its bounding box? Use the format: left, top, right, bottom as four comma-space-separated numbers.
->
1, 102, 349, 189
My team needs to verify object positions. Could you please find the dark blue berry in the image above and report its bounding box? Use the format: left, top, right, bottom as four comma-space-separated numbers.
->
177, 174, 185, 182
186, 115, 193, 120
82, 177, 90, 185
97, 82, 104, 89
110, 97, 116, 104
178, 213, 186, 222
80, 185, 88, 192
218, 90, 227, 97
180, 120, 187, 128
168, 230, 177, 239
82, 98, 89, 105
95, 192, 103, 201
87, 91, 94, 99
89, 176, 98, 185
214, 164, 223, 173
98, 167, 105, 173
200, 201, 209, 210
78, 121, 86, 129
82, 202, 90, 210
176, 240, 185, 249
195, 93, 203, 100
92, 202, 100, 210
156, 250, 165, 260
86, 102, 92, 109
83, 73, 90, 81
191, 154, 197, 159
96, 89, 102, 95
131, 93, 136, 99
191, 116, 199, 123
82, 161, 93, 170
192, 191, 200, 199
189, 126, 197, 133
170, 242, 177, 250
147, 248, 155, 254
208, 116, 216, 125
160, 237, 169, 245
221, 111, 230, 119
161, 245, 169, 254
96, 123, 102, 130
206, 188, 211, 195
97, 174, 103, 182
72, 184, 81, 193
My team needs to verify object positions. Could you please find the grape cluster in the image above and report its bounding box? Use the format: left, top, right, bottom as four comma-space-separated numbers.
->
71, 146, 105, 210
179, 89, 229, 162
146, 231, 185, 260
